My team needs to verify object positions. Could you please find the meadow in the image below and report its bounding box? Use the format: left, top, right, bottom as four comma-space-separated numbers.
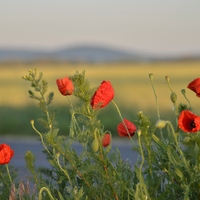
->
1, 60, 200, 136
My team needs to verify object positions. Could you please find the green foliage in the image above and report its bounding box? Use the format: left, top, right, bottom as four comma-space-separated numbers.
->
22, 69, 55, 132
2, 68, 200, 199
0, 165, 17, 199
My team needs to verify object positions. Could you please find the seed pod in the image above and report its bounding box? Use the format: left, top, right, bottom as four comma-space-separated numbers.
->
92, 138, 99, 152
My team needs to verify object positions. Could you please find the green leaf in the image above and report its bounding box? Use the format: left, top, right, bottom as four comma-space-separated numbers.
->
57, 191, 65, 200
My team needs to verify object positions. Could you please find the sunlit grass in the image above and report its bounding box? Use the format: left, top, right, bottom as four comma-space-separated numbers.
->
0, 61, 200, 135
1, 61, 199, 110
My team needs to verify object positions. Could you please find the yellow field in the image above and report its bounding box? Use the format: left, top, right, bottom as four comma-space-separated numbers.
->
1, 61, 200, 115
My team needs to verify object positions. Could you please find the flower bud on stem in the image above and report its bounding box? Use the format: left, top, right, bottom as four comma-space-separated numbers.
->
181, 89, 192, 110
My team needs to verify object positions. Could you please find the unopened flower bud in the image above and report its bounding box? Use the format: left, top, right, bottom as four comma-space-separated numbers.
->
92, 138, 99, 152
137, 129, 142, 137
149, 73, 154, 81
56, 152, 60, 159
170, 92, 177, 103
137, 111, 143, 118
165, 76, 170, 83
156, 120, 166, 129
181, 89, 186, 95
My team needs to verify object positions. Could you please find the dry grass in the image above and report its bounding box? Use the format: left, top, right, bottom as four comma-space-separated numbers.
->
1, 61, 200, 114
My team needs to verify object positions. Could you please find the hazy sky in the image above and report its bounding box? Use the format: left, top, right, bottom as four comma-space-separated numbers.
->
0, 0, 200, 55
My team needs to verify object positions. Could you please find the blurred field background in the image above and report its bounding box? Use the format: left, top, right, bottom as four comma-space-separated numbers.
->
0, 61, 200, 136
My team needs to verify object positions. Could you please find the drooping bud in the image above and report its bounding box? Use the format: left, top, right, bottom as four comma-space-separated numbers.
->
156, 120, 166, 129
30, 119, 34, 125
181, 89, 186, 95
92, 138, 99, 152
165, 76, 170, 83
149, 73, 154, 81
170, 92, 177, 103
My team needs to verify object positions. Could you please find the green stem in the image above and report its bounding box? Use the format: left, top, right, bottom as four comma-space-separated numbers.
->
31, 73, 53, 132
166, 121, 189, 171
149, 74, 164, 140
31, 120, 52, 157
112, 100, 136, 146
56, 154, 72, 187
40, 93, 52, 132
137, 134, 149, 198
38, 187, 54, 200
181, 89, 192, 110
166, 78, 173, 93
149, 74, 160, 120
6, 164, 12, 184
165, 77, 179, 126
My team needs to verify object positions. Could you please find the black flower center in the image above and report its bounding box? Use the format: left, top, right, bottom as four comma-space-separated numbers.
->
190, 120, 196, 129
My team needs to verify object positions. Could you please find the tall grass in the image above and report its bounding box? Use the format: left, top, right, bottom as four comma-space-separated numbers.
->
0, 61, 200, 136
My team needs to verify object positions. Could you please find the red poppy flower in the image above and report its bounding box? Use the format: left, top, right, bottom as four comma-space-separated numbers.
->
102, 133, 111, 147
178, 110, 200, 132
0, 144, 14, 164
117, 118, 137, 137
187, 78, 200, 97
56, 77, 74, 96
90, 81, 114, 109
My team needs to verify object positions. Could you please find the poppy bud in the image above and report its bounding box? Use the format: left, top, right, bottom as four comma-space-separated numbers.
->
156, 120, 166, 129
181, 89, 186, 95
137, 129, 142, 137
165, 76, 170, 83
170, 92, 177, 103
149, 73, 154, 81
92, 138, 99, 152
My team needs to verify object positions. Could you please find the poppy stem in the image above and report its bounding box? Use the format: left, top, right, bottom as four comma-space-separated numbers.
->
149, 73, 161, 120
137, 133, 149, 197
56, 154, 73, 187
6, 164, 12, 184
112, 100, 136, 145
181, 89, 192, 110
30, 120, 52, 157
149, 74, 165, 140
165, 76, 179, 127
38, 187, 54, 200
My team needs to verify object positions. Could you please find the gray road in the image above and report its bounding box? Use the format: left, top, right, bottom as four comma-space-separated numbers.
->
1, 136, 139, 180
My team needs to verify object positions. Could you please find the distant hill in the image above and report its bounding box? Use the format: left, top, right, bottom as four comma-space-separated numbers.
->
0, 44, 199, 62
0, 45, 149, 62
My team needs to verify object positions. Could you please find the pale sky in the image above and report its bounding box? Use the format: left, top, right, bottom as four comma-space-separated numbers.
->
0, 0, 200, 55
